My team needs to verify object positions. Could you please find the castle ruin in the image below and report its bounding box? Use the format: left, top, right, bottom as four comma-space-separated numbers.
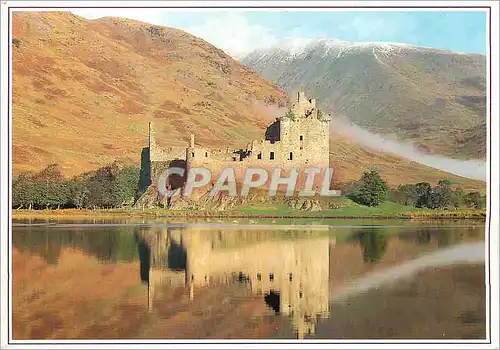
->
138, 226, 330, 339
144, 90, 332, 199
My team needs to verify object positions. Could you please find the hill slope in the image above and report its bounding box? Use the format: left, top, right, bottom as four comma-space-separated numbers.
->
242, 39, 487, 159
12, 12, 288, 176
329, 134, 482, 190
12, 13, 484, 190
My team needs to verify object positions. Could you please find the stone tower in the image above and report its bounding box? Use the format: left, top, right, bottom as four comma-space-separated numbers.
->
148, 121, 156, 151
141, 90, 332, 200
277, 89, 331, 170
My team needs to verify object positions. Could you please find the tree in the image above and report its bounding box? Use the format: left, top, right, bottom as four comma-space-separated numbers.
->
465, 191, 483, 209
388, 188, 406, 205
13, 162, 141, 210
111, 165, 140, 207
416, 228, 432, 245
68, 177, 90, 209
451, 187, 466, 209
431, 180, 454, 209
394, 184, 419, 206
85, 165, 116, 209
82, 162, 140, 209
438, 179, 452, 187
425, 191, 441, 209
358, 230, 388, 263
13, 164, 72, 209
352, 171, 388, 206
415, 182, 432, 208
12, 172, 40, 209
33, 164, 69, 209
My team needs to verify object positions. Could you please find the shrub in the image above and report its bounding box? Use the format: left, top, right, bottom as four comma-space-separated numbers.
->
464, 191, 483, 209
351, 171, 388, 206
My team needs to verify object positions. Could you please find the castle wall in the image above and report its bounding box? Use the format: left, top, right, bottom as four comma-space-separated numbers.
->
140, 226, 331, 338
184, 125, 330, 194
147, 121, 188, 188
185, 91, 330, 182
150, 146, 186, 163
146, 91, 332, 198
185, 119, 329, 172
180, 228, 329, 337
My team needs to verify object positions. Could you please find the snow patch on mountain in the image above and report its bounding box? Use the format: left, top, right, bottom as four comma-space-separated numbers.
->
244, 38, 426, 63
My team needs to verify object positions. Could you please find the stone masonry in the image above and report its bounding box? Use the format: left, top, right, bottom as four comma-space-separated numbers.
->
139, 226, 330, 339
145, 89, 332, 197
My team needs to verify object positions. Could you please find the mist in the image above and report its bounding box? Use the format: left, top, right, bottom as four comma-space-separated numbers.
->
330, 118, 486, 181
330, 241, 484, 301
252, 99, 288, 120
253, 98, 486, 181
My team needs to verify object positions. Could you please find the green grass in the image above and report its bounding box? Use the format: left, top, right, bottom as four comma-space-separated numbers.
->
12, 195, 486, 221
231, 197, 418, 217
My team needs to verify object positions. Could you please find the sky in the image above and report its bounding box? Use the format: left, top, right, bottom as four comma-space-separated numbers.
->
71, 9, 487, 58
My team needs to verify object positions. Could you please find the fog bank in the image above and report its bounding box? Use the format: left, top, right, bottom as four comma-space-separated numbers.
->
330, 118, 486, 181
253, 99, 486, 181
330, 241, 484, 301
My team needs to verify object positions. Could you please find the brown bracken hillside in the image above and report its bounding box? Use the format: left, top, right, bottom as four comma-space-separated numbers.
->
12, 12, 484, 190
12, 12, 287, 175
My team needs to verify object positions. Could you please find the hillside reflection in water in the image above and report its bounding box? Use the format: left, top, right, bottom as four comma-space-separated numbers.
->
12, 222, 486, 340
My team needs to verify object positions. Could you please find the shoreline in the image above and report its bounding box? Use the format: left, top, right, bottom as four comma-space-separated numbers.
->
11, 208, 487, 221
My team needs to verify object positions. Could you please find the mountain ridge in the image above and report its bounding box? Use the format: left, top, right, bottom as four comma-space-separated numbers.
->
246, 38, 485, 60
242, 38, 487, 160
11, 12, 484, 190
12, 12, 288, 176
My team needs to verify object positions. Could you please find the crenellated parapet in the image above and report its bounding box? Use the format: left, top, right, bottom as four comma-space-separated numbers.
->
143, 90, 331, 195
141, 226, 330, 339
284, 87, 330, 123
148, 122, 186, 162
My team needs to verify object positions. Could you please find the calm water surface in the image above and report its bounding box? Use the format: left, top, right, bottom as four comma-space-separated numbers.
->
11, 219, 486, 340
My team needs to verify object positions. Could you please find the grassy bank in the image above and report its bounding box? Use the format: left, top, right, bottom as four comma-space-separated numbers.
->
11, 201, 487, 221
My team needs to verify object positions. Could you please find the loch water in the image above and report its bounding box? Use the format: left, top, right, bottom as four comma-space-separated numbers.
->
11, 219, 486, 340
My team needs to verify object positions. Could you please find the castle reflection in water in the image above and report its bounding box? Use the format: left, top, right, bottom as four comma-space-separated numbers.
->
136, 226, 332, 339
